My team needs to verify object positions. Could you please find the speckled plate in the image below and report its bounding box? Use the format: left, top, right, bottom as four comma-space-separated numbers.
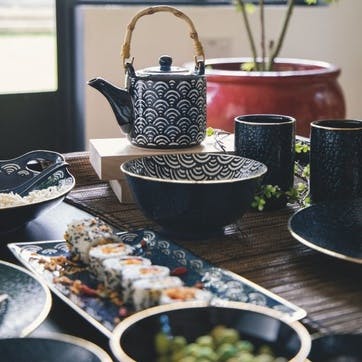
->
0, 260, 52, 337
0, 333, 112, 362
8, 229, 306, 338
288, 197, 362, 264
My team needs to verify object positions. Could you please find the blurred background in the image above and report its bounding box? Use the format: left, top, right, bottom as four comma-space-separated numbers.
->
1, 0, 361, 157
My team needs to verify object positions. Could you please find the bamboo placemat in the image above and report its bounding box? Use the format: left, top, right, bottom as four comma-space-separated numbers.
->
64, 152, 362, 334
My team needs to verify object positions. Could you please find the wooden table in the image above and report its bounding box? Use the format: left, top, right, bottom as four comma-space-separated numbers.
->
1, 151, 361, 360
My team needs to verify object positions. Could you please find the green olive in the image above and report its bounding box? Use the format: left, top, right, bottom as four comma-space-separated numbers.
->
196, 335, 214, 348
155, 325, 287, 362
171, 336, 187, 352
177, 357, 197, 362
184, 343, 199, 356
155, 332, 170, 355
254, 353, 275, 362
211, 325, 227, 343
218, 328, 240, 345
217, 343, 238, 361
234, 351, 255, 362
236, 340, 254, 353
258, 345, 274, 356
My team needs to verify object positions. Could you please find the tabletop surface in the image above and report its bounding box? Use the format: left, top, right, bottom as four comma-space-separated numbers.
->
1, 151, 361, 360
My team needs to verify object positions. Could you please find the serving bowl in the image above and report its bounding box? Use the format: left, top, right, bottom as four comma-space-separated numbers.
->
110, 301, 311, 362
0, 151, 75, 232
121, 153, 267, 237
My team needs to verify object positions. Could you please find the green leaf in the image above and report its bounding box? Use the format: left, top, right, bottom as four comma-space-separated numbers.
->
241, 62, 256, 72
302, 164, 310, 178
206, 127, 215, 137
295, 141, 310, 154
245, 3, 256, 14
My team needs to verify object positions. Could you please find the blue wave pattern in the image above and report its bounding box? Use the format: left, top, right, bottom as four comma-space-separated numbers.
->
10, 229, 301, 334
129, 77, 206, 148
125, 154, 265, 181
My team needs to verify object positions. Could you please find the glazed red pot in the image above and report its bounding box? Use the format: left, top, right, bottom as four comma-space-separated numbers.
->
205, 58, 346, 136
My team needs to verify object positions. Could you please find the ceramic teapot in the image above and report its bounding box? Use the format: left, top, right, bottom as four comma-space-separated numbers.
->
88, 6, 207, 149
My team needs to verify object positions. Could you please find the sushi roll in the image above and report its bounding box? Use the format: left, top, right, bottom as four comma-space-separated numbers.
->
132, 276, 184, 311
159, 286, 213, 305
103, 256, 152, 291
64, 217, 115, 263
88, 242, 135, 281
121, 265, 170, 303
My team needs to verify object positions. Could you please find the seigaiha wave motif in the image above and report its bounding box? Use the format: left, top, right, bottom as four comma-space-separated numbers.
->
129, 77, 206, 148
123, 153, 267, 182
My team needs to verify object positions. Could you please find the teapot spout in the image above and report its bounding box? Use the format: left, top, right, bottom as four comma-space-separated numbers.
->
88, 77, 134, 133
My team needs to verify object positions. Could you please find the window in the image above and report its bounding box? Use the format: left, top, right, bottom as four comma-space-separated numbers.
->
0, 0, 57, 94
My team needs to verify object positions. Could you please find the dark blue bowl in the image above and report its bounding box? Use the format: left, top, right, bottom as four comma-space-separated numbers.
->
309, 334, 362, 362
121, 153, 267, 237
0, 151, 75, 232
110, 301, 311, 362
0, 334, 112, 362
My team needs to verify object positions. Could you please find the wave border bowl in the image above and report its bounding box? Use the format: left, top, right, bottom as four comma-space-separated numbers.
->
121, 153, 267, 237
0, 163, 75, 232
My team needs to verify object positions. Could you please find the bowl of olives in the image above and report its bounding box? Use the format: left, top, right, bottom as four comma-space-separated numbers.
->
110, 301, 311, 362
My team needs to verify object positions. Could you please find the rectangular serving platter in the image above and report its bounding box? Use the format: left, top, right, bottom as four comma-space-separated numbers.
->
8, 229, 306, 338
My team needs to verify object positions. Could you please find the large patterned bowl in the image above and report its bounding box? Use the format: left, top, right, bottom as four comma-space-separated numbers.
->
121, 153, 267, 237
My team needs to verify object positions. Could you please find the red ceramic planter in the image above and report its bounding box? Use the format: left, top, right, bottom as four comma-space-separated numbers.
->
205, 58, 346, 136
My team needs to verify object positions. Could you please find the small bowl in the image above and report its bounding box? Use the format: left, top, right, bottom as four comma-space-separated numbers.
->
110, 301, 311, 362
309, 333, 362, 361
0, 333, 112, 362
0, 151, 75, 232
121, 153, 267, 237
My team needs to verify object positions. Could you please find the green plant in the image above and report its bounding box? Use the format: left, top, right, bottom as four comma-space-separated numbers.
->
234, 0, 337, 71
205, 129, 311, 210
251, 140, 311, 211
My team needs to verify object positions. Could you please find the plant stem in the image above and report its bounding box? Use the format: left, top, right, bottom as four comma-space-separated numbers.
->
260, 0, 266, 71
267, 0, 295, 70
235, 0, 259, 70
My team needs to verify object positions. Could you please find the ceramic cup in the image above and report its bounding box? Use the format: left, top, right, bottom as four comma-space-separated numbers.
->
234, 114, 296, 208
310, 119, 362, 203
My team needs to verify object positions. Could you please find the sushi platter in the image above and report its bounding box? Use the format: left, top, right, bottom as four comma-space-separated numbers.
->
8, 226, 306, 338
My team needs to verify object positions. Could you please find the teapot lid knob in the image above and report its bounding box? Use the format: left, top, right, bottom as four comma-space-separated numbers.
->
159, 55, 172, 72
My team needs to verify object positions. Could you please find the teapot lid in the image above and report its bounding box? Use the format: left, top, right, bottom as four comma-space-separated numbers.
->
138, 55, 193, 75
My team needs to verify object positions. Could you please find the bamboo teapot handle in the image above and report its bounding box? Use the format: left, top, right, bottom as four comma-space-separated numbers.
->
121, 5, 205, 69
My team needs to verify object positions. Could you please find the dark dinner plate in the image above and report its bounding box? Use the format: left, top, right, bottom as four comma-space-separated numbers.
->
0, 334, 113, 362
0, 260, 52, 337
309, 334, 362, 362
288, 197, 362, 264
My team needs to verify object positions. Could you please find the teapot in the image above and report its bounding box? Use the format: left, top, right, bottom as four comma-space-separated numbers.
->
88, 6, 207, 149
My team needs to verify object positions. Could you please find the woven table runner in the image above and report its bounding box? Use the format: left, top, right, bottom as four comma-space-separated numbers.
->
64, 152, 362, 334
